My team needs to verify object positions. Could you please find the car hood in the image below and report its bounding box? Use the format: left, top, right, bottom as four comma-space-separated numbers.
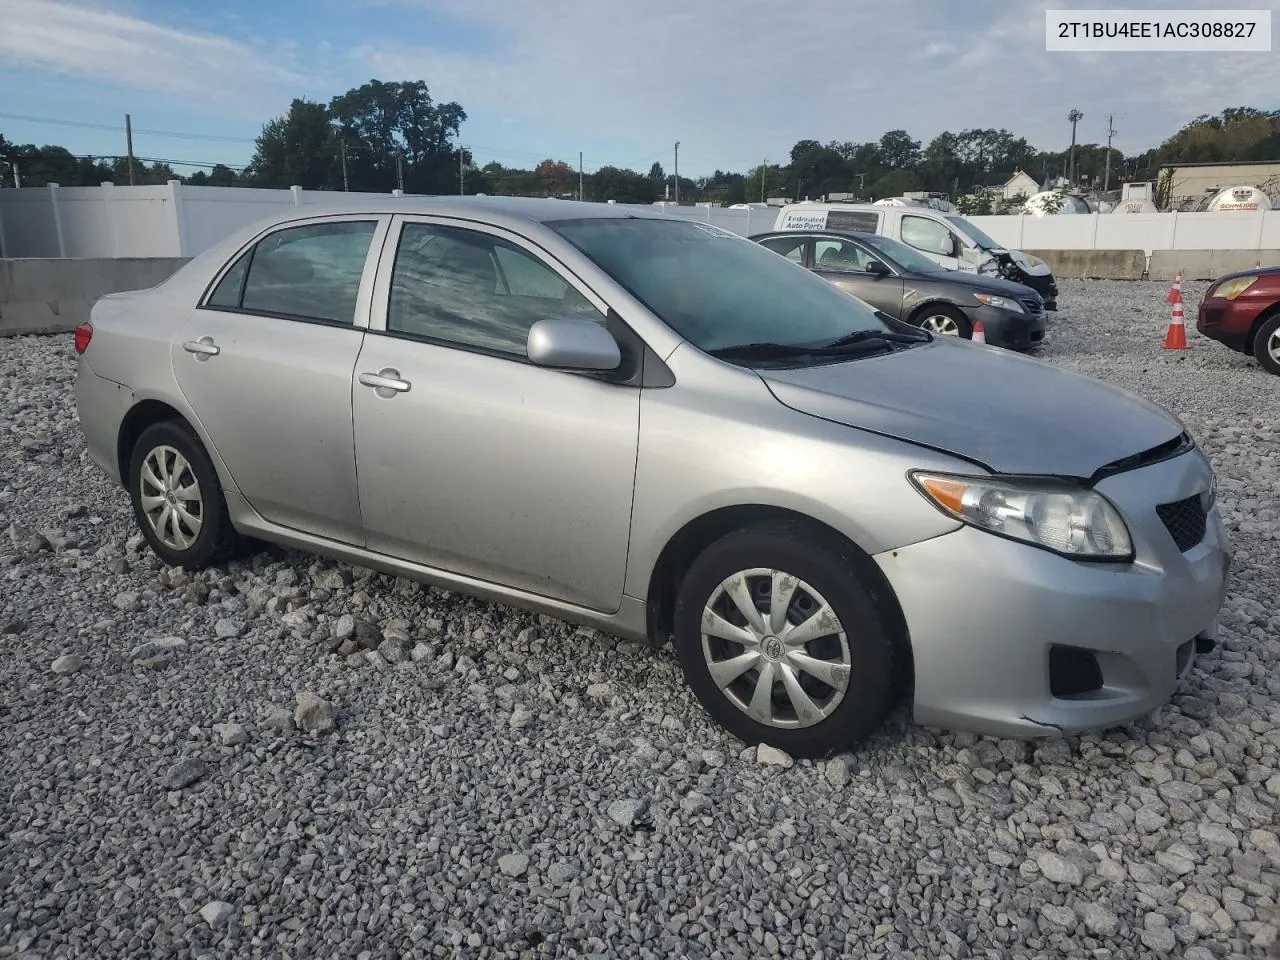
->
759, 337, 1184, 478
917, 270, 1036, 298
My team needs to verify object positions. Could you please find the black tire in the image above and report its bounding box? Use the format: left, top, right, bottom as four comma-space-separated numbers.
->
128, 420, 242, 570
672, 521, 896, 759
912, 303, 973, 339
1252, 313, 1280, 376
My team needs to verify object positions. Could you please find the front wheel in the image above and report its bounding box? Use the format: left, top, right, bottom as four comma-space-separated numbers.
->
1253, 313, 1280, 376
915, 304, 972, 339
128, 420, 242, 570
672, 522, 895, 758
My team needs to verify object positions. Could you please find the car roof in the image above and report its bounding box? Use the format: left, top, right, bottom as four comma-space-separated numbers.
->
260, 195, 670, 228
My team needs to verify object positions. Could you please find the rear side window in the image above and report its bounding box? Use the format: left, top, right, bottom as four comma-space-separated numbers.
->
759, 235, 806, 263
208, 220, 376, 325
825, 211, 879, 233
208, 252, 250, 308
387, 223, 603, 357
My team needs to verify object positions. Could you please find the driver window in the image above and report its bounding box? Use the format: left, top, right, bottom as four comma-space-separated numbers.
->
388, 223, 604, 357
901, 216, 955, 258
813, 239, 873, 273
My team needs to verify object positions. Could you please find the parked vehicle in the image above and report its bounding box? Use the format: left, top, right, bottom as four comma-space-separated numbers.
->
75, 197, 1227, 757
751, 229, 1046, 349
773, 201, 1060, 309
1196, 267, 1280, 375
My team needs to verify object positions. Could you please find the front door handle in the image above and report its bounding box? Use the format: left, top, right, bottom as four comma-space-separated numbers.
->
183, 336, 220, 359
359, 368, 411, 396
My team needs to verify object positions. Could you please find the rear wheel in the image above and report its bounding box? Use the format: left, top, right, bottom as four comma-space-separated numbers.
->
915, 304, 972, 339
128, 420, 241, 570
1253, 313, 1280, 376
672, 522, 895, 758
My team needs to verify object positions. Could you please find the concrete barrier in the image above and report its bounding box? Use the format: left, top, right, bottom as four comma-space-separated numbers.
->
0, 258, 189, 335
1022, 249, 1147, 280
1148, 250, 1280, 282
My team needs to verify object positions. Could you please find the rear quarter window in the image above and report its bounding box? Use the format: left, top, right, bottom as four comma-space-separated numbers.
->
825, 211, 880, 233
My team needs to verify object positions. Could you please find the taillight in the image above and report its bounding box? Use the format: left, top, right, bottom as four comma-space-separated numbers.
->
74, 322, 93, 354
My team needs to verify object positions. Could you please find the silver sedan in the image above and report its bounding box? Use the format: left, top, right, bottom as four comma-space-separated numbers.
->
74, 197, 1230, 757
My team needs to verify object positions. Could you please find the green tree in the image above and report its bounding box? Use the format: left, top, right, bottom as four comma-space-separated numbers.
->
878, 129, 921, 169
647, 161, 665, 187
329, 79, 466, 193
868, 168, 922, 199
245, 98, 339, 189
588, 166, 655, 203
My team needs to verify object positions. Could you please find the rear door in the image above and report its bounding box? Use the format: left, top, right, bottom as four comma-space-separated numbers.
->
171, 216, 389, 544
810, 236, 905, 317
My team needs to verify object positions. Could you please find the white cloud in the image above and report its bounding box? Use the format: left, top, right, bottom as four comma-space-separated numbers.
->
0, 0, 321, 117
351, 0, 1280, 165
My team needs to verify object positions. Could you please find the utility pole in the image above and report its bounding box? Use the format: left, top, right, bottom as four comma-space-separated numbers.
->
579, 151, 583, 201
1067, 108, 1083, 187
458, 148, 464, 195
395, 152, 404, 192
673, 141, 680, 204
11, 162, 19, 188
341, 139, 349, 191
1103, 114, 1117, 194
125, 113, 135, 186
760, 158, 766, 202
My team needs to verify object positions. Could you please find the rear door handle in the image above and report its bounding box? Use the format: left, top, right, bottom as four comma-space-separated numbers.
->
358, 368, 411, 395
182, 336, 220, 359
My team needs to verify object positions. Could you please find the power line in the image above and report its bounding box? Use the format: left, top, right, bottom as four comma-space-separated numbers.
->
0, 111, 257, 144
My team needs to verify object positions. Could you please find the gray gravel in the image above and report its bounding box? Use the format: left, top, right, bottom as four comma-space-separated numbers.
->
2, 280, 1279, 958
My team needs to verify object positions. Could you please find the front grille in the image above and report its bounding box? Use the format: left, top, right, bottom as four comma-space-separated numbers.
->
1020, 274, 1057, 298
1018, 297, 1043, 315
1156, 495, 1208, 552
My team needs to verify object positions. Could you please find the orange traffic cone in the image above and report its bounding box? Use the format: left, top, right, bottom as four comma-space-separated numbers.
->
972, 320, 986, 344
1164, 271, 1183, 304
1163, 282, 1188, 350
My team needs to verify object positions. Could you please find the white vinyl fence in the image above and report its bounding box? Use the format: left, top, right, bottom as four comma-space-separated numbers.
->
3, 181, 1280, 259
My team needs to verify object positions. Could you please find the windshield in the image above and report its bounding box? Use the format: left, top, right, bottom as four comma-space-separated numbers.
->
550, 217, 888, 352
945, 216, 1001, 251
859, 234, 946, 274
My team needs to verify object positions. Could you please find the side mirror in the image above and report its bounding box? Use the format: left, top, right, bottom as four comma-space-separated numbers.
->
866, 259, 890, 277
527, 317, 622, 371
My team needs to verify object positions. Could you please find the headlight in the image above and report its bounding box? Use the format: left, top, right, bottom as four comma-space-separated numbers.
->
973, 293, 1023, 311
910, 472, 1134, 560
1213, 277, 1258, 300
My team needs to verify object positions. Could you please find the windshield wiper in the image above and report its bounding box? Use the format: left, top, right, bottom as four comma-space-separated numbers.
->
709, 338, 896, 361
823, 328, 930, 348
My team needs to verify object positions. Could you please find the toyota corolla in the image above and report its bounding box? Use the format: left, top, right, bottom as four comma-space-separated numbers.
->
74, 197, 1229, 757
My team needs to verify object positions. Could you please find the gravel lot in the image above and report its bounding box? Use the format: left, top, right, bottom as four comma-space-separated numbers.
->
2, 278, 1278, 959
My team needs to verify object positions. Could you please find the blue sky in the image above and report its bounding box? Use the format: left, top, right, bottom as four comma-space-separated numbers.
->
2, 0, 1278, 178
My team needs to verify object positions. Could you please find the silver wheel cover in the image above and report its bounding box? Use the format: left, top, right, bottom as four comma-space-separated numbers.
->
139, 444, 204, 550
700, 568, 851, 729
920, 314, 961, 336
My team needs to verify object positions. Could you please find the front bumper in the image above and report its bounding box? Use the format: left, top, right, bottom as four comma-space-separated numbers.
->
875, 449, 1228, 738
966, 303, 1047, 350
1196, 295, 1267, 352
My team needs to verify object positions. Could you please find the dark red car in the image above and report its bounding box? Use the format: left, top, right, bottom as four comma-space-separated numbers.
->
1196, 267, 1280, 375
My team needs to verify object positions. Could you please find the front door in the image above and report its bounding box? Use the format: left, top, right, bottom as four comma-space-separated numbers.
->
899, 214, 965, 271
171, 217, 385, 544
351, 217, 640, 612
810, 237, 906, 317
